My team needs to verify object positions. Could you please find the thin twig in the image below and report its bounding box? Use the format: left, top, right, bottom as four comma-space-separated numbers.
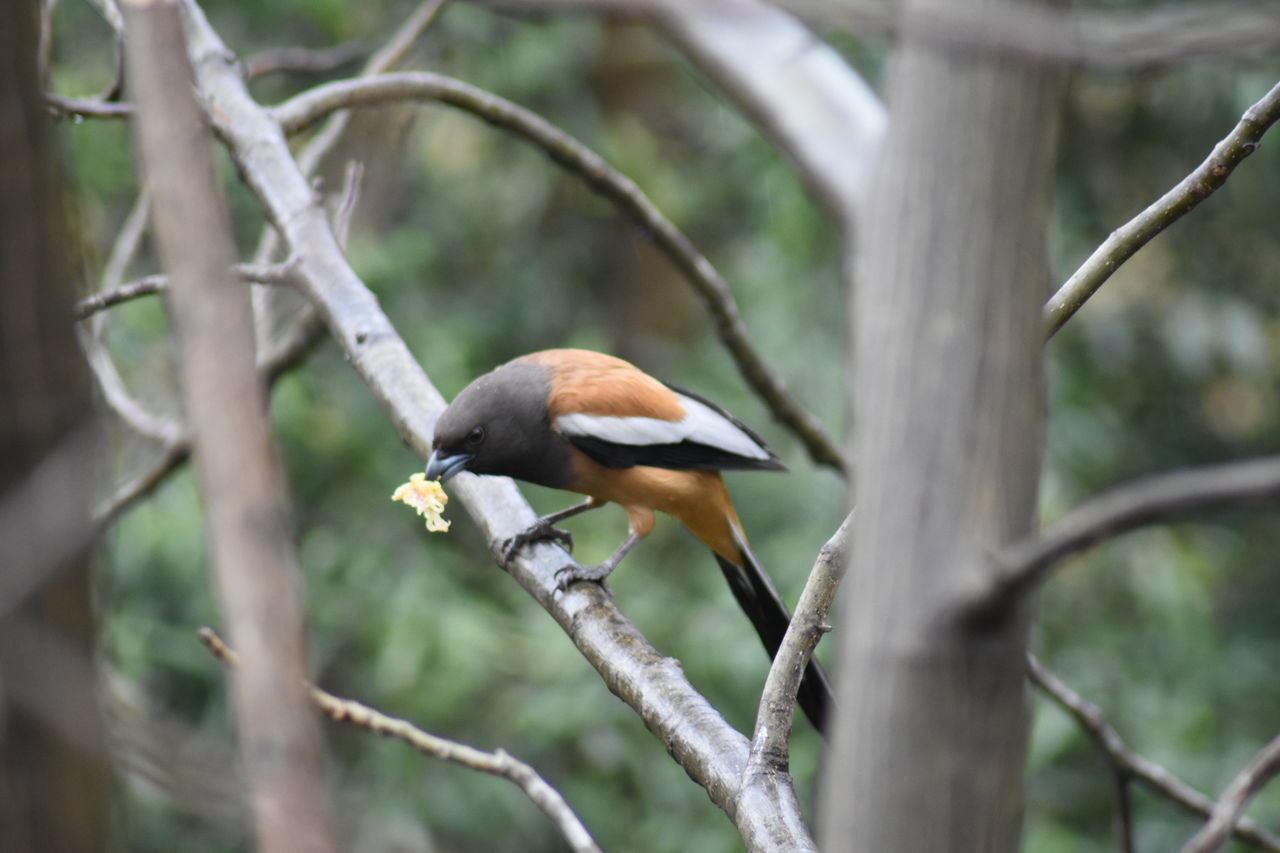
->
1045, 80, 1280, 337
748, 513, 848, 768
974, 454, 1280, 613
44, 93, 133, 119
245, 41, 368, 79
271, 72, 846, 474
1028, 654, 1280, 853
1183, 732, 1280, 853
334, 162, 364, 251
99, 189, 152, 324
74, 261, 298, 320
199, 627, 601, 853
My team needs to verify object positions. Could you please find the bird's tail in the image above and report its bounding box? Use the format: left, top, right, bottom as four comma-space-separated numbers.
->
714, 533, 834, 736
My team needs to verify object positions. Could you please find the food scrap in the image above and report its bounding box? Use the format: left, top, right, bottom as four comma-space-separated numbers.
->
391, 473, 450, 532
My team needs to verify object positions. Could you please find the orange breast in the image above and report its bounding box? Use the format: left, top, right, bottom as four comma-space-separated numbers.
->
565, 450, 746, 563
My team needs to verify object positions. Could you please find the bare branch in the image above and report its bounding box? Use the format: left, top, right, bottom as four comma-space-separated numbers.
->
749, 514, 848, 768
655, 0, 886, 222
364, 0, 450, 74
333, 162, 363, 251
245, 40, 368, 79
199, 627, 602, 853
1045, 79, 1280, 337
74, 261, 297, 320
1183, 732, 1280, 853
272, 72, 846, 474
94, 440, 188, 529
121, 2, 338, 849
99, 189, 151, 321
973, 455, 1280, 613
44, 93, 133, 119
175, 1, 815, 842
1028, 654, 1280, 853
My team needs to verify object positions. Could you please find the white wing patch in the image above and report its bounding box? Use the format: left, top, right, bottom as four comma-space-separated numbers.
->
555, 393, 771, 460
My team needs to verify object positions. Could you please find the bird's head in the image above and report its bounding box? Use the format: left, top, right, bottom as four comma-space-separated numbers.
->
425, 359, 572, 488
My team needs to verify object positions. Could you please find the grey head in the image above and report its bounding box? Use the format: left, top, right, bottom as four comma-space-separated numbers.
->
425, 359, 573, 489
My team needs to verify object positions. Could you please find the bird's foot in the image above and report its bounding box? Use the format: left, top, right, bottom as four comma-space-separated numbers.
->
501, 519, 574, 563
554, 561, 616, 591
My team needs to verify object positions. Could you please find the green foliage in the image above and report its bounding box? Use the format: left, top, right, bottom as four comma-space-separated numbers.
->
58, 0, 1280, 849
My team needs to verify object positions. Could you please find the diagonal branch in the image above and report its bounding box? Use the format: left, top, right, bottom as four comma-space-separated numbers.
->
1044, 79, 1280, 337
1183, 732, 1280, 853
1028, 654, 1280, 853
654, 0, 886, 223
749, 514, 847, 767
271, 72, 846, 475
199, 627, 602, 853
971, 454, 1280, 613
175, 1, 814, 843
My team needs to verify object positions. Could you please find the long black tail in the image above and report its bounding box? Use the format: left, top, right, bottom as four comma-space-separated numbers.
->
713, 545, 834, 735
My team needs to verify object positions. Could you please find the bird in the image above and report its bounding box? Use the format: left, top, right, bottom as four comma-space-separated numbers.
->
425, 348, 833, 734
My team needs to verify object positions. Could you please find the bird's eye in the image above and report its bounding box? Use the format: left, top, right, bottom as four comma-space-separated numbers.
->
466, 426, 485, 446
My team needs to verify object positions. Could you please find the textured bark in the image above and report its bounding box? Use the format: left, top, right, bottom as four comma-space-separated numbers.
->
0, 1, 109, 850
820, 0, 1060, 848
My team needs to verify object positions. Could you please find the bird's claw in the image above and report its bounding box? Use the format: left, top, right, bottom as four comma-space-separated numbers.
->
554, 562, 615, 592
501, 520, 574, 563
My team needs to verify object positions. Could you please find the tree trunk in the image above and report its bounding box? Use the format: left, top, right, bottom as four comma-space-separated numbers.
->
820, 0, 1060, 848
0, 1, 109, 850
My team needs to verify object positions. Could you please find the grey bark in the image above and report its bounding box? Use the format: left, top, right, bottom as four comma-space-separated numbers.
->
820, 0, 1061, 848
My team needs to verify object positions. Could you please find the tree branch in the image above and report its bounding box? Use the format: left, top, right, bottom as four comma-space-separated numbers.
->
199, 627, 602, 853
749, 514, 847, 769
175, 1, 815, 843
44, 93, 133, 119
654, 0, 886, 223
121, 3, 338, 848
244, 40, 368, 79
1183, 731, 1280, 853
271, 71, 846, 475
1028, 654, 1280, 853
1045, 79, 1280, 337
74, 261, 297, 320
973, 455, 1280, 613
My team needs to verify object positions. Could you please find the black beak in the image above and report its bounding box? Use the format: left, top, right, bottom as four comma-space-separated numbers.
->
425, 450, 473, 482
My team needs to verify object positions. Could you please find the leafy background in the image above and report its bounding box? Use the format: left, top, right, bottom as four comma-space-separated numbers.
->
50, 0, 1280, 849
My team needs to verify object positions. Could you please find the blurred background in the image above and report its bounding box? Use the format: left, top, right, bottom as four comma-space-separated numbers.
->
42, 0, 1280, 849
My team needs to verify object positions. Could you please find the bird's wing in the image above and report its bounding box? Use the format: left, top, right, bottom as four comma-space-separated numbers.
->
555, 386, 784, 472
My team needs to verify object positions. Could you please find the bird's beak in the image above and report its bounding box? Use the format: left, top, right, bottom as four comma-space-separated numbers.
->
425, 450, 473, 482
